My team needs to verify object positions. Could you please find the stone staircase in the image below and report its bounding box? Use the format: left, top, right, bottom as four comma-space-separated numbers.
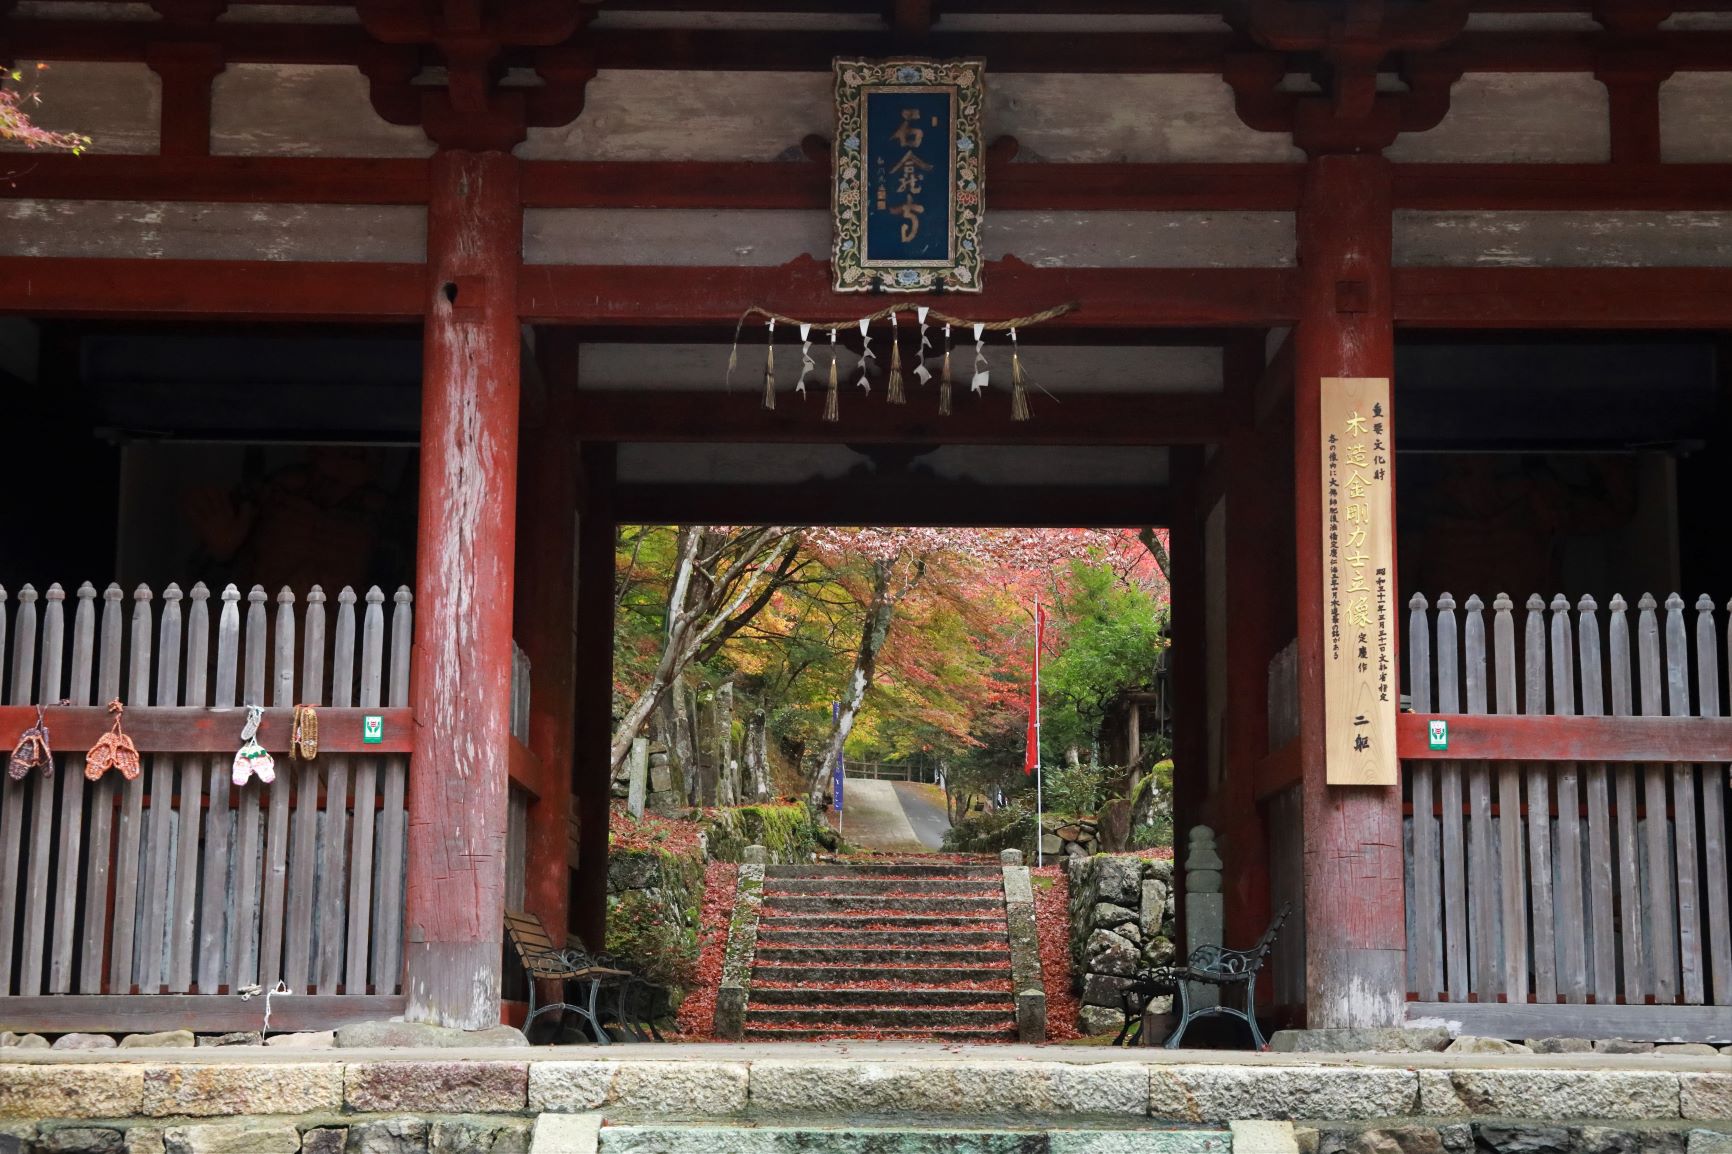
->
744, 861, 1019, 1042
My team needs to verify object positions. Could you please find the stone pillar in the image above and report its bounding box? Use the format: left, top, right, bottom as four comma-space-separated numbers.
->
1293, 153, 1407, 1027
404, 149, 522, 1029
1184, 825, 1224, 1010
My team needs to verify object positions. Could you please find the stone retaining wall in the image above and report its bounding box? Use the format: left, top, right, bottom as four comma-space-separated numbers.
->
0, 1051, 1723, 1150
1066, 853, 1177, 1035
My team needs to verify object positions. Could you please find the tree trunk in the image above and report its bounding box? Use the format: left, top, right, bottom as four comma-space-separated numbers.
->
807, 558, 904, 807
745, 708, 770, 801
715, 680, 737, 806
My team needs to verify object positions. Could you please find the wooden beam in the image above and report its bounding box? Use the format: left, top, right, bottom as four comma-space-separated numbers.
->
1394, 268, 1732, 329
0, 258, 423, 320
0, 994, 407, 1032
1254, 737, 1302, 802
1398, 711, 1732, 764
614, 481, 1169, 527
0, 156, 432, 205
1252, 329, 1295, 431
0, 706, 412, 755
508, 737, 543, 800
521, 261, 1300, 328
1391, 164, 1732, 211
572, 389, 1230, 446
1407, 1001, 1732, 1043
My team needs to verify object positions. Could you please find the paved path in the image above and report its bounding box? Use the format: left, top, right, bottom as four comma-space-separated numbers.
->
892, 781, 951, 850
836, 778, 928, 853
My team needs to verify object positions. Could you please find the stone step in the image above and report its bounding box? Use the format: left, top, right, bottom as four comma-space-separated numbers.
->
739, 1022, 1021, 1043
755, 928, 1008, 947
763, 877, 1003, 897
766, 863, 1002, 880
761, 896, 1003, 915
597, 1124, 1230, 1154
750, 964, 1011, 986
747, 985, 1013, 1007
756, 913, 1006, 931
755, 944, 1011, 965
744, 1006, 1016, 1029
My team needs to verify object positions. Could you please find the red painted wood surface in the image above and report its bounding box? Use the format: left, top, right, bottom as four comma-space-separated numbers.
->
1397, 712, 1732, 764
520, 260, 1299, 327
613, 481, 1169, 529
516, 328, 582, 946
1394, 267, 1732, 328
1293, 153, 1408, 1030
0, 706, 412, 755
0, 257, 422, 319
404, 149, 522, 1030
573, 390, 1230, 446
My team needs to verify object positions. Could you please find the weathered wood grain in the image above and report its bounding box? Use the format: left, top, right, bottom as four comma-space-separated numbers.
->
1437, 594, 1469, 1002
258, 588, 296, 989
0, 586, 36, 992
1464, 596, 1499, 999
137, 584, 183, 993
230, 585, 268, 989
109, 585, 154, 995
79, 584, 125, 994
1698, 598, 1731, 1006
1492, 593, 1530, 1003
1407, 593, 1442, 1001
1577, 595, 1617, 1007
1407, 1000, 1732, 1043
198, 585, 241, 994
1523, 595, 1557, 1004
375, 588, 412, 996
1638, 594, 1677, 1002
0, 993, 407, 1034
20, 585, 66, 994
169, 584, 210, 993
345, 587, 384, 996
318, 587, 357, 995
1395, 712, 1732, 763
51, 583, 96, 994
284, 586, 325, 992
1610, 595, 1648, 1002
1549, 594, 1586, 1004
1665, 594, 1704, 1005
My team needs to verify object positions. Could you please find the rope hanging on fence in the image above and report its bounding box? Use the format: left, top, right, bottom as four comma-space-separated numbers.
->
726, 301, 1076, 422
85, 699, 140, 782
8, 704, 51, 782
291, 704, 319, 762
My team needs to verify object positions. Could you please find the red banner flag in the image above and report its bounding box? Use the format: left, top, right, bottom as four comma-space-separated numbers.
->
1024, 600, 1044, 774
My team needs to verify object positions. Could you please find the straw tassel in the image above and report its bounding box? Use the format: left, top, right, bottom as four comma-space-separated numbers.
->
761, 318, 777, 410
887, 313, 905, 405
1009, 327, 1031, 421
938, 324, 953, 416
823, 329, 840, 422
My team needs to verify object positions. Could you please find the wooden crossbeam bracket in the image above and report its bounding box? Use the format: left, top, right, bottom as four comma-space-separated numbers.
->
0, 705, 415, 755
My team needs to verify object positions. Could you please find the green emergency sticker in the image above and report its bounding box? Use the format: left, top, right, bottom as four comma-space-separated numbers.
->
363, 715, 383, 744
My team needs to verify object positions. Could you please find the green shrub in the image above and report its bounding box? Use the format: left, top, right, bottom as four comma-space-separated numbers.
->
605, 888, 698, 992
942, 804, 1036, 855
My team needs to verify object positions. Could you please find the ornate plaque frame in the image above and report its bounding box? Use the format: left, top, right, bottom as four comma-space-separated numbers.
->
832, 57, 985, 293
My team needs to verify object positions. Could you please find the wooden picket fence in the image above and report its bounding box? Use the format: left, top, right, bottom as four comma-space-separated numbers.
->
0, 581, 413, 1031
1404, 591, 1732, 1039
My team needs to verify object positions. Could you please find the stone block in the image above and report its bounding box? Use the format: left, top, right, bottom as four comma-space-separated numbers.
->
1659, 1045, 1723, 1057
263, 1031, 333, 1048
748, 1059, 1148, 1116
429, 1118, 531, 1154
1577, 1126, 1688, 1153
1471, 1124, 1574, 1154
345, 1061, 528, 1113
1093, 902, 1139, 929
37, 1128, 125, 1153
51, 1034, 116, 1051
1417, 1070, 1681, 1120
334, 1021, 527, 1048
1526, 1038, 1595, 1054
141, 1063, 343, 1117
1687, 1132, 1732, 1154
1082, 972, 1134, 1007
124, 1129, 166, 1154
649, 764, 672, 793
1, 1034, 47, 1050
1041, 833, 1062, 855
344, 1117, 428, 1154
1598, 1040, 1658, 1054
1682, 1075, 1732, 1120
529, 1061, 749, 1115
529, 1114, 600, 1154
0, 1065, 145, 1119
1148, 1065, 1420, 1123
118, 1031, 194, 1050
160, 1121, 300, 1154
1095, 856, 1144, 905
1000, 849, 1024, 865
1348, 1126, 1443, 1154
195, 1033, 260, 1047
1141, 880, 1170, 937
298, 1129, 345, 1154
1016, 989, 1047, 1043
1078, 1005, 1125, 1036
1229, 1122, 1299, 1154
1445, 1035, 1530, 1055
1270, 1028, 1452, 1054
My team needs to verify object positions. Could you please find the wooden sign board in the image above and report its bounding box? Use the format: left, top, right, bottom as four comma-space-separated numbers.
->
1320, 377, 1398, 786
832, 58, 985, 293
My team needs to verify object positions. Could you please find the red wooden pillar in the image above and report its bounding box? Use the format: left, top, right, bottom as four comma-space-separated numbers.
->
571, 442, 617, 951
405, 149, 522, 1029
515, 330, 580, 943
1293, 152, 1407, 1028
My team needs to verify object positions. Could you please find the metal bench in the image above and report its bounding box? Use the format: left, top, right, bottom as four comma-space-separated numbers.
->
504, 909, 635, 1043
1114, 902, 1290, 1050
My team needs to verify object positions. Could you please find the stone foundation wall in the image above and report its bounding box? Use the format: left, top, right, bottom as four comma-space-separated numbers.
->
605, 849, 705, 998
1065, 853, 1177, 1035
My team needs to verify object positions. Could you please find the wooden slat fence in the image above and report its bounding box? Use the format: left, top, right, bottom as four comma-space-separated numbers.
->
0, 581, 413, 1009
1405, 590, 1732, 1031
